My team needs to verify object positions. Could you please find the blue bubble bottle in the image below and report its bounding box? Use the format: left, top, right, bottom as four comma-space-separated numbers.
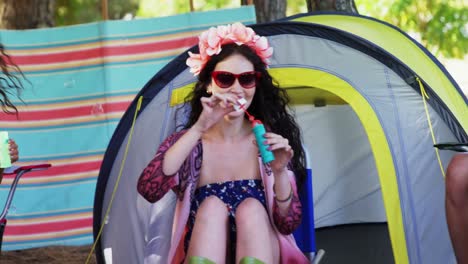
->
251, 119, 275, 164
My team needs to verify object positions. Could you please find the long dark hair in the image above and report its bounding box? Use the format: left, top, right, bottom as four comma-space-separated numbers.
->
183, 43, 307, 188
0, 44, 23, 115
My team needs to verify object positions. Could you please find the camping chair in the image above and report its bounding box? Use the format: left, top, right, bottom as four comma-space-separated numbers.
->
0, 163, 52, 252
434, 142, 468, 152
293, 148, 325, 264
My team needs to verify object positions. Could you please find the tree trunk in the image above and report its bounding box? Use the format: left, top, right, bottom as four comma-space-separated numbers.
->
253, 0, 286, 23
241, 0, 254, 5
306, 0, 358, 13
0, 0, 55, 29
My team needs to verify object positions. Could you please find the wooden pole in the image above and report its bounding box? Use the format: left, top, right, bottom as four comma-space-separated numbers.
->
189, 0, 195, 11
102, 0, 109, 20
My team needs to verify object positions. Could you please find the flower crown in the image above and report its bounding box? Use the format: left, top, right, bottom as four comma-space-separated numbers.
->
186, 22, 274, 76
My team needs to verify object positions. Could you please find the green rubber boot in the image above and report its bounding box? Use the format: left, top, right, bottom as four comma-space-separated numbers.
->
239, 256, 265, 264
188, 256, 216, 264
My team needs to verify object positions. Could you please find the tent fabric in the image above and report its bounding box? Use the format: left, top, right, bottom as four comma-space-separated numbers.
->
94, 12, 467, 264
315, 223, 394, 264
0, 7, 256, 251
292, 14, 467, 141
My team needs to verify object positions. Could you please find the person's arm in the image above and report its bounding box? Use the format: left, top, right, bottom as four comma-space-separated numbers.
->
272, 169, 302, 235
137, 93, 236, 203
161, 92, 239, 175
263, 132, 303, 234
273, 169, 294, 212
0, 139, 19, 185
162, 126, 203, 175
137, 130, 194, 203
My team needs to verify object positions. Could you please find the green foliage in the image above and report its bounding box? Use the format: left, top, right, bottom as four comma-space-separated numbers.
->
356, 0, 468, 58
55, 0, 139, 26
287, 0, 307, 15
136, 0, 239, 17
136, 0, 306, 19
108, 0, 139, 19
196, 0, 239, 9
56, 0, 98, 26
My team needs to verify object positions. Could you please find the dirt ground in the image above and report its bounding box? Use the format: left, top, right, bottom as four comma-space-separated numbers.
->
0, 245, 97, 264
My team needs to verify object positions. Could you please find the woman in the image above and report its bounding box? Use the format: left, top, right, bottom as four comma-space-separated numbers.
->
0, 44, 22, 183
137, 23, 308, 264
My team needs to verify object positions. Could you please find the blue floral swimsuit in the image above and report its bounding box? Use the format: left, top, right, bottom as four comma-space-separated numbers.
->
184, 179, 267, 255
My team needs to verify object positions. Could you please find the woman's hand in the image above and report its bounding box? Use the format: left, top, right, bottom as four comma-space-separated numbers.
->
9, 139, 19, 163
264, 132, 293, 175
193, 92, 239, 133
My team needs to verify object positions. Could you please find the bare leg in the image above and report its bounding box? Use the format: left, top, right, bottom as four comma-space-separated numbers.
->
445, 153, 468, 264
186, 196, 229, 264
235, 198, 279, 264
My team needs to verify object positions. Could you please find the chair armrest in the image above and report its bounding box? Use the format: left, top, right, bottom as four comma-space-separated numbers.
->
3, 164, 52, 175
434, 142, 468, 152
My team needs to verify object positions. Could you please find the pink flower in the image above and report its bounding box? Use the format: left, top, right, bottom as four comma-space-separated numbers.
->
204, 27, 222, 56
186, 51, 205, 75
217, 25, 231, 39
186, 23, 273, 76
230, 22, 255, 45
251, 36, 273, 64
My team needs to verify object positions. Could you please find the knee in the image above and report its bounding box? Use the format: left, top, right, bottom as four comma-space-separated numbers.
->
446, 154, 468, 206
236, 198, 269, 230
196, 196, 229, 224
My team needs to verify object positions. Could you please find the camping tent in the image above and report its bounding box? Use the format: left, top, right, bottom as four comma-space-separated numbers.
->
93, 12, 468, 264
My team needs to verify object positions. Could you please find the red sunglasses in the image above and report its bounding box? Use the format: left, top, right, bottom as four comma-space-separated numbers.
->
211, 71, 261, 89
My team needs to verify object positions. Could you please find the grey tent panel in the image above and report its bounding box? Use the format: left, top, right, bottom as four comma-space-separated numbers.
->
269, 35, 456, 263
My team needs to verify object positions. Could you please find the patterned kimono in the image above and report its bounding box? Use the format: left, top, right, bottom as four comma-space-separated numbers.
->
137, 130, 309, 264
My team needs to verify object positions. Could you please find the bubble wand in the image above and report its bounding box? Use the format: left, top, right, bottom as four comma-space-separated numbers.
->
235, 98, 275, 164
